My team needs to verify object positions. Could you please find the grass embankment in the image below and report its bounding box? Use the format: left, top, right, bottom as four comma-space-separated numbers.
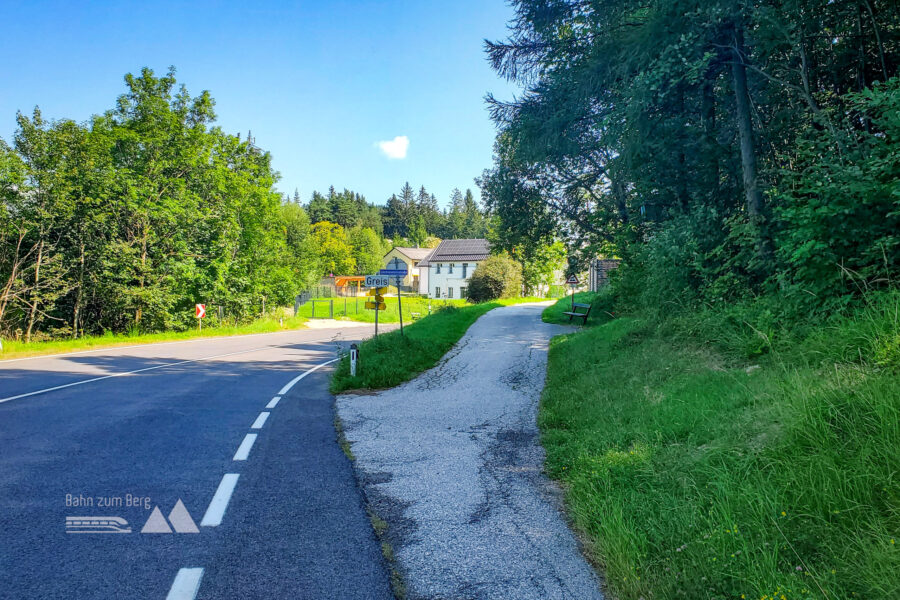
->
540, 293, 900, 600
296, 296, 466, 323
330, 297, 544, 392
0, 314, 307, 360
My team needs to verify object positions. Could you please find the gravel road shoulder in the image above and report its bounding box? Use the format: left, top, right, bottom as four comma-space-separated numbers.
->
336, 302, 604, 600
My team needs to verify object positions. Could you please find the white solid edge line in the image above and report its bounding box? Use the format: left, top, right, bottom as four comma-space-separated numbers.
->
277, 357, 340, 396
250, 412, 270, 430
0, 324, 357, 363
200, 473, 240, 527
0, 339, 334, 405
166, 567, 204, 600
265, 396, 281, 409
232, 433, 258, 461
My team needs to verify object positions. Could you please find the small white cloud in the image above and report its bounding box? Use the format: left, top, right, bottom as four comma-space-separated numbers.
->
376, 135, 409, 159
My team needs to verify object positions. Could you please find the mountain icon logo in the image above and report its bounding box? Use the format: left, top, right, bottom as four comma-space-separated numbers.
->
141, 499, 199, 534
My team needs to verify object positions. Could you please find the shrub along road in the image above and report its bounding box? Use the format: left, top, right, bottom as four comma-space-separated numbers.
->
337, 302, 604, 599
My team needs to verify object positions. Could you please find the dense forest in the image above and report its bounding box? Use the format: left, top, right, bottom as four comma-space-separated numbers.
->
300, 183, 489, 245
480, 0, 899, 316
0, 68, 491, 340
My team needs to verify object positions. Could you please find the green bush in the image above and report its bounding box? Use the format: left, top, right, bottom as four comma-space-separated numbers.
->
466, 255, 523, 302
775, 78, 900, 298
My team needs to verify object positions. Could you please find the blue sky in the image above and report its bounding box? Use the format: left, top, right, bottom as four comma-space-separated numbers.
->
0, 1, 519, 208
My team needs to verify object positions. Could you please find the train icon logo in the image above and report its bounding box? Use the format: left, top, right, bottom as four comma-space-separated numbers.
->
65, 516, 132, 534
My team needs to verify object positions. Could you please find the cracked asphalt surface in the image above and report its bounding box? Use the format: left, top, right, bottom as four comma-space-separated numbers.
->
337, 302, 605, 600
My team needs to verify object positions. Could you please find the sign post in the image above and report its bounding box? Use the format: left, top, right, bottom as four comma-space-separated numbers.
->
195, 303, 206, 331
565, 275, 580, 311
364, 276, 389, 337
379, 259, 409, 336
397, 274, 403, 336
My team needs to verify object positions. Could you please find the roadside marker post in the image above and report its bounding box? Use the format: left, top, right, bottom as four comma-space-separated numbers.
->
195, 304, 206, 331
350, 343, 358, 377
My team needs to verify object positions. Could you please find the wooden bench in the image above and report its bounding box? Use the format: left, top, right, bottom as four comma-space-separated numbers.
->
562, 302, 592, 325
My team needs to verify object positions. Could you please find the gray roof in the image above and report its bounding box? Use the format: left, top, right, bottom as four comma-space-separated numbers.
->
388, 247, 435, 261
418, 239, 490, 266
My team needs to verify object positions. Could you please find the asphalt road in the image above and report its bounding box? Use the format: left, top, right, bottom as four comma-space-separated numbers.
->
0, 325, 394, 599
337, 303, 605, 600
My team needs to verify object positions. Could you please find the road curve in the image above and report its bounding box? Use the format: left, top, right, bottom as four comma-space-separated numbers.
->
337, 303, 605, 600
0, 325, 394, 599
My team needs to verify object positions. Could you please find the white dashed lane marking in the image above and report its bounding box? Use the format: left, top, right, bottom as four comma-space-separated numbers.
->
166, 567, 204, 600
200, 474, 240, 527
174, 355, 343, 597
250, 412, 270, 429
232, 434, 258, 461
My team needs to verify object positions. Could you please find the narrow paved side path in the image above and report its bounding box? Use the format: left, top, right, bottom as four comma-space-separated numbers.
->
337, 302, 604, 600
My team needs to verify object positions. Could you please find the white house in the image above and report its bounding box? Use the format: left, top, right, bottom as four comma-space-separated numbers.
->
382, 247, 434, 292
418, 239, 491, 299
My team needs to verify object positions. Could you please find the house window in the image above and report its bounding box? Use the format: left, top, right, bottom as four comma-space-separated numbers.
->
460, 286, 467, 299
436, 264, 441, 274
448, 287, 454, 298
449, 263, 454, 274
435, 286, 440, 298
462, 263, 468, 278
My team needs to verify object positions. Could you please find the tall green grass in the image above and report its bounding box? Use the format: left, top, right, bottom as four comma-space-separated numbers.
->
540, 292, 900, 600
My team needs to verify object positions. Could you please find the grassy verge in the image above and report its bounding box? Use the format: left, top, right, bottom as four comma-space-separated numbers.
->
330, 297, 544, 392
539, 295, 900, 599
297, 296, 466, 323
0, 314, 307, 360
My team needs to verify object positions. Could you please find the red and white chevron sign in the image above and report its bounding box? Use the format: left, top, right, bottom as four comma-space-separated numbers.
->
195, 304, 206, 319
